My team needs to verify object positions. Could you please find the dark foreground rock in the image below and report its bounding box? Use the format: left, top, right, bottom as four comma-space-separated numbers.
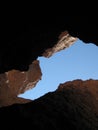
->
0, 79, 98, 130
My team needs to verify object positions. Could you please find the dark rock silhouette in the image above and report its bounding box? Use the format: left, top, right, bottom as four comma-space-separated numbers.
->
0, 79, 98, 130
0, 14, 98, 130
0, 15, 98, 72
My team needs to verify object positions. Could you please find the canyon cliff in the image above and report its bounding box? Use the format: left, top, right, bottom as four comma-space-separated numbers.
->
0, 14, 98, 129
0, 79, 98, 129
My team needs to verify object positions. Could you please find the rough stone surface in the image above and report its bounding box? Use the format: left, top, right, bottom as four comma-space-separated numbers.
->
0, 14, 98, 130
0, 79, 98, 130
0, 15, 98, 73
43, 31, 77, 57
0, 60, 42, 107
0, 30, 77, 106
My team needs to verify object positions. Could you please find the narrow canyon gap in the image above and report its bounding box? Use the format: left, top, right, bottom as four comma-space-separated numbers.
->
18, 39, 98, 100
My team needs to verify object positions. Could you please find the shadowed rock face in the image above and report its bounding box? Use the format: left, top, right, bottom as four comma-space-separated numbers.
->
0, 79, 98, 130
1, 15, 98, 106
42, 31, 77, 57
0, 15, 98, 129
0, 60, 42, 107
0, 31, 77, 107
1, 15, 98, 73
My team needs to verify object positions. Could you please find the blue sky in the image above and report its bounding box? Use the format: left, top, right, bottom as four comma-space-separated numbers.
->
18, 39, 98, 100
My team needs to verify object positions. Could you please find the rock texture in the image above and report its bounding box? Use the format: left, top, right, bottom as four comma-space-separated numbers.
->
0, 60, 42, 107
0, 14, 98, 130
0, 31, 77, 107
43, 31, 77, 57
0, 79, 98, 130
1, 15, 98, 73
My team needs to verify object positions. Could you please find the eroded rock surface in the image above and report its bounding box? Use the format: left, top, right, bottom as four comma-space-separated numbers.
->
0, 60, 42, 107
0, 79, 98, 130
0, 15, 98, 129
0, 16, 98, 73
43, 31, 77, 57
0, 31, 77, 107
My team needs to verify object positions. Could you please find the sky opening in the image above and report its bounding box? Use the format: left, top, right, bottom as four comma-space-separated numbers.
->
18, 39, 98, 100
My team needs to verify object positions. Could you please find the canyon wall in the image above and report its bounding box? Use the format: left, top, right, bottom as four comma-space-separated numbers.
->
0, 79, 98, 129
0, 15, 98, 129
